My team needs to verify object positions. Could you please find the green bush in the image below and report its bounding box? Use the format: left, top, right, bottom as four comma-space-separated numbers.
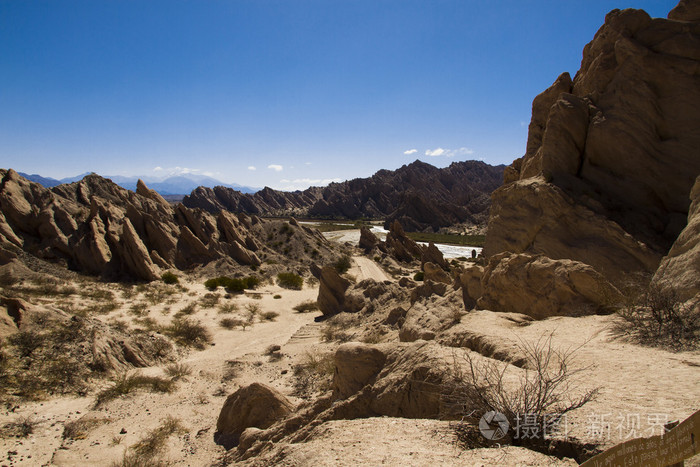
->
204, 276, 259, 293
277, 273, 303, 290
333, 255, 352, 274
293, 300, 319, 313
413, 271, 424, 282
165, 318, 212, 349
161, 272, 179, 285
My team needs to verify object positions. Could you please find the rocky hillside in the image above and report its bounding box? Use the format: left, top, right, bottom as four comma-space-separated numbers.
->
0, 169, 339, 281
484, 2, 700, 286
183, 160, 504, 232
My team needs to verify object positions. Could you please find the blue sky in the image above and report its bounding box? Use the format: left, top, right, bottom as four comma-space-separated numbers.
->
0, 0, 677, 191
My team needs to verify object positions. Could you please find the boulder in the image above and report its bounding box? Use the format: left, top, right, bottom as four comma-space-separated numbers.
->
215, 383, 294, 450
477, 252, 622, 320
652, 175, 700, 302
485, 177, 661, 286
409, 280, 448, 304
460, 264, 484, 310
333, 343, 387, 399
423, 262, 451, 285
420, 242, 448, 270
317, 266, 351, 316
358, 226, 379, 251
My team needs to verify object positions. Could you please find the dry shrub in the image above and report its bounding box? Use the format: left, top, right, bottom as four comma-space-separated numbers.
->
164, 362, 192, 381
111, 416, 184, 467
293, 300, 319, 313
0, 417, 37, 438
219, 317, 242, 330
165, 317, 212, 349
63, 416, 108, 440
292, 351, 335, 398
95, 372, 175, 406
200, 292, 220, 309
613, 283, 700, 350
321, 313, 358, 342
217, 302, 238, 314
442, 333, 598, 449
132, 415, 185, 457
175, 302, 197, 317
261, 311, 279, 321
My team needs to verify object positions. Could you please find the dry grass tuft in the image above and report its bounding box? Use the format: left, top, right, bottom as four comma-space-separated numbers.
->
292, 351, 335, 398
95, 372, 175, 406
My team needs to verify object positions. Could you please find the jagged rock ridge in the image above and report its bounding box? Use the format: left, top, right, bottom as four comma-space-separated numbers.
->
0, 169, 338, 281
183, 160, 504, 232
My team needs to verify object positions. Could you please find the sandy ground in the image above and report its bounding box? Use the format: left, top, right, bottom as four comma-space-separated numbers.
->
0, 281, 323, 466
2, 252, 699, 466
0, 255, 397, 466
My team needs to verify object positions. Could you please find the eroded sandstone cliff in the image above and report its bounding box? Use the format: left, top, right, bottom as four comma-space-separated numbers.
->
486, 4, 700, 285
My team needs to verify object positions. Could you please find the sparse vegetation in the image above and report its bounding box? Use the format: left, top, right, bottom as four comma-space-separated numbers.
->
292, 351, 335, 398
0, 417, 37, 438
132, 416, 185, 457
204, 276, 259, 293
95, 372, 175, 406
63, 417, 108, 440
164, 362, 192, 381
175, 302, 197, 316
273, 294, 282, 299
219, 317, 242, 330
111, 416, 184, 467
161, 271, 179, 284
442, 333, 598, 448
321, 314, 357, 342
165, 317, 212, 349
613, 283, 700, 350
333, 255, 352, 274
217, 302, 238, 314
293, 300, 319, 313
261, 311, 279, 321
200, 292, 221, 308
277, 272, 303, 290
413, 271, 424, 282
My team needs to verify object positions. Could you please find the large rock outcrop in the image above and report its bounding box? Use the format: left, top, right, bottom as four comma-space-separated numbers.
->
475, 253, 622, 320
184, 160, 504, 232
486, 4, 700, 284
652, 175, 700, 302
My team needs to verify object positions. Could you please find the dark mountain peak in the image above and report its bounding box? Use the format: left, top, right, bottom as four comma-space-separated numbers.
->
184, 159, 505, 232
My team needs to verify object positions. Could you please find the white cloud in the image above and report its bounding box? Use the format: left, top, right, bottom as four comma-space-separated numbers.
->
248, 166, 256, 171
403, 149, 418, 155
304, 162, 312, 166
425, 147, 474, 158
267, 164, 283, 172
151, 166, 202, 176
425, 148, 446, 157
276, 177, 341, 191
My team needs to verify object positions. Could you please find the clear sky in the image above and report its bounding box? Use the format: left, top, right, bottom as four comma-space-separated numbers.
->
0, 0, 677, 191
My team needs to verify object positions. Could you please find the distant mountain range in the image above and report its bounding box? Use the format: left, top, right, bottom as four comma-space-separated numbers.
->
17, 172, 258, 195
184, 160, 505, 232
